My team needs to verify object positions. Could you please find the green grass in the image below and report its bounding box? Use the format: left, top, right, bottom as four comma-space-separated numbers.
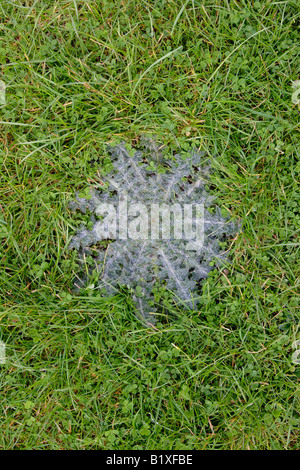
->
0, 0, 299, 450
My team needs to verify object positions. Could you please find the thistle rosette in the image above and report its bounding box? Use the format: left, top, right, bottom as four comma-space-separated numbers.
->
68, 141, 238, 323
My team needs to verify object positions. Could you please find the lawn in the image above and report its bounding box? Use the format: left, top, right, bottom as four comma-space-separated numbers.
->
0, 0, 299, 450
